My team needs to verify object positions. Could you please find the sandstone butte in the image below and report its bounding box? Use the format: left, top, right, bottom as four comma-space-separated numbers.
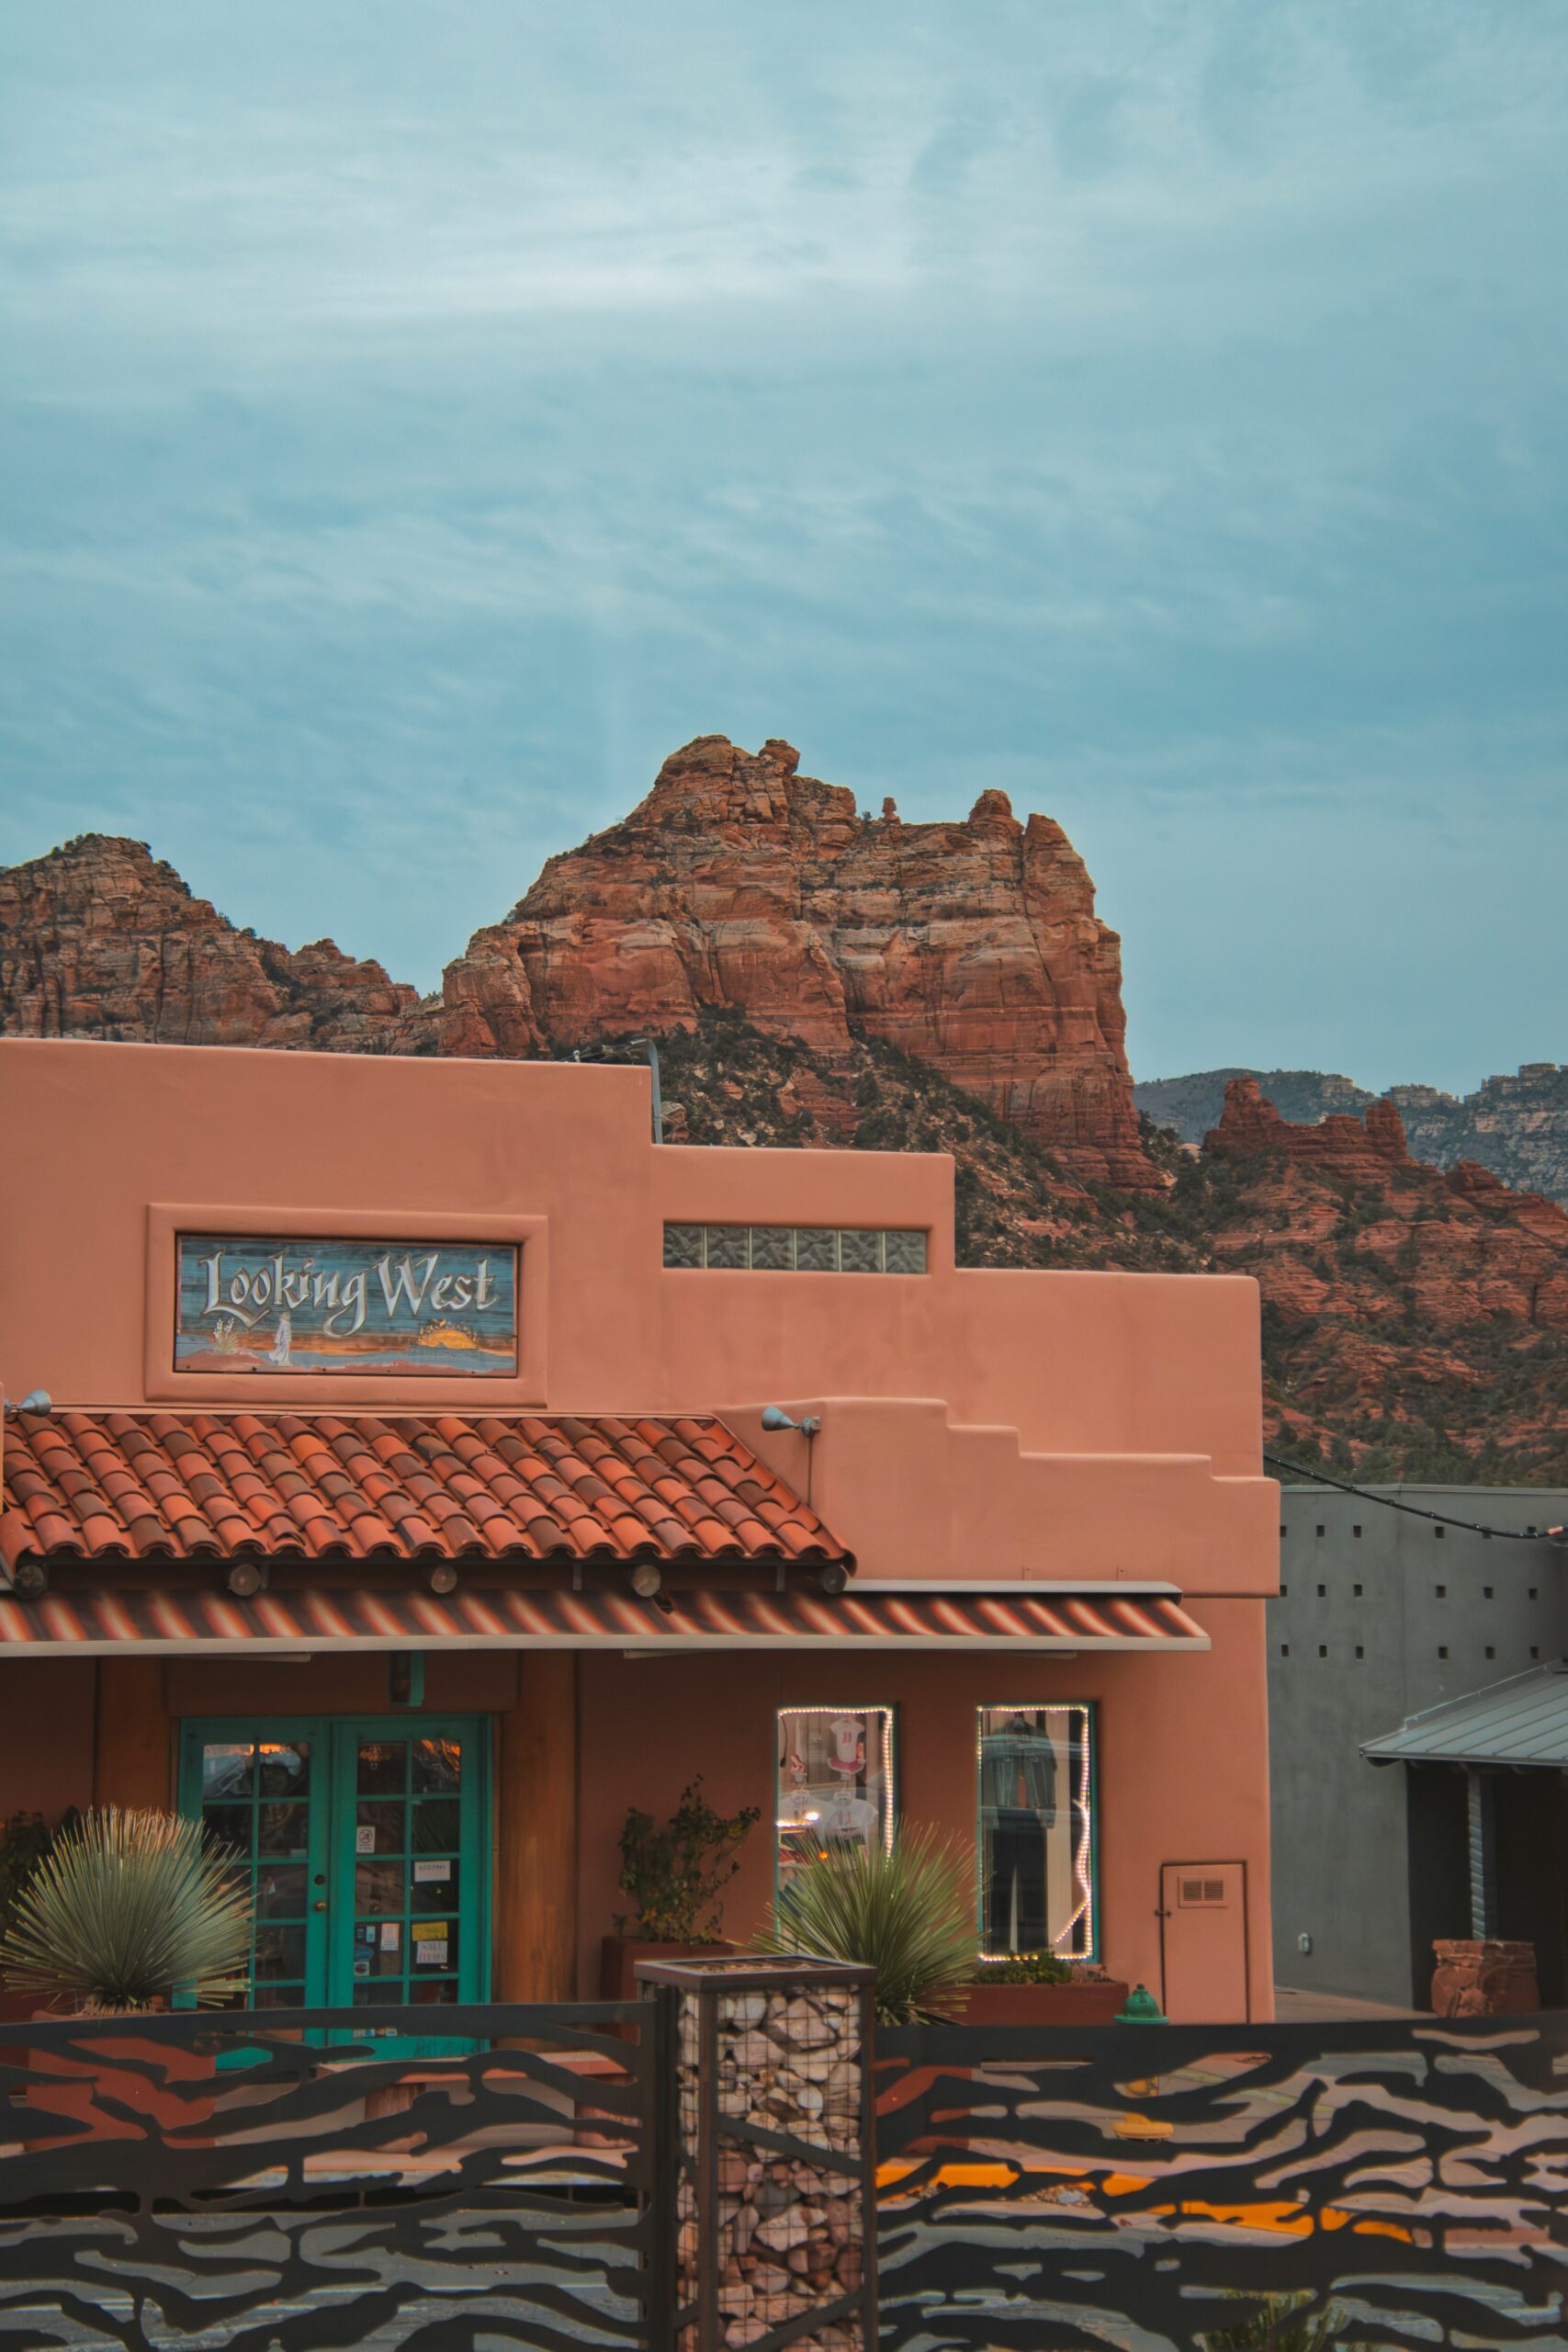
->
1204, 1077, 1568, 1418
0, 735, 1156, 1191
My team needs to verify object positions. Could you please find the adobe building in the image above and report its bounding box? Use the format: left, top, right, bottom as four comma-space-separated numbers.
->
0, 1038, 1278, 2021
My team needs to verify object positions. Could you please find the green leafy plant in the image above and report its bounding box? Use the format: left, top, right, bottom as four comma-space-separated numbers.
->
971, 1951, 1071, 1985
754, 1825, 978, 2024
614, 1779, 760, 1942
0, 1805, 253, 2012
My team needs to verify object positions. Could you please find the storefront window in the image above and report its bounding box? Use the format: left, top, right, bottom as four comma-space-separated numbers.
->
775, 1706, 895, 1889
976, 1704, 1097, 1961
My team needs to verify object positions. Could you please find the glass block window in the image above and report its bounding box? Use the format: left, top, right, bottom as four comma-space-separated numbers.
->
976, 1703, 1098, 1962
663, 1225, 928, 1273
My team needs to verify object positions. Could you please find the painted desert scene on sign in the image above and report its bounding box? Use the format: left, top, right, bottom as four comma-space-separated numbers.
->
174, 1237, 519, 1375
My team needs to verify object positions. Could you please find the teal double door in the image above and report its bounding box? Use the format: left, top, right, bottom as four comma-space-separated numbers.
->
177, 1714, 490, 2026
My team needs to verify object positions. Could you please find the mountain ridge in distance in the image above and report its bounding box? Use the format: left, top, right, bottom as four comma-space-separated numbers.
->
1135, 1064, 1568, 1210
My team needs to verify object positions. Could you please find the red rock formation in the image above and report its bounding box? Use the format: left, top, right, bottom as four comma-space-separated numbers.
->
0, 835, 416, 1051
412, 736, 1156, 1187
1204, 1075, 1412, 1174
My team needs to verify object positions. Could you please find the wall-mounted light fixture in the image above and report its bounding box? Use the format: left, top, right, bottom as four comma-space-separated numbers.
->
629, 1562, 663, 1600
3, 1391, 51, 1421
761, 1406, 821, 1437
226, 1561, 265, 1598
8, 1562, 48, 1600
428, 1563, 458, 1596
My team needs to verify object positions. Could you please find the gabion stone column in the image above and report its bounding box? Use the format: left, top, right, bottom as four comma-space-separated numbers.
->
637, 1955, 876, 2352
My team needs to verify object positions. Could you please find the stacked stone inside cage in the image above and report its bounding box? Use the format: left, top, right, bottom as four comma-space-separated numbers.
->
671, 1969, 868, 2352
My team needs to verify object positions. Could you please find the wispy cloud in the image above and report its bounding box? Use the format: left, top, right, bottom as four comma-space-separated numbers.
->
2, 0, 1565, 1089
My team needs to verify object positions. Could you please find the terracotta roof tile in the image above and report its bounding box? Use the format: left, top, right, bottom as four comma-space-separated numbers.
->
1, 1411, 852, 1576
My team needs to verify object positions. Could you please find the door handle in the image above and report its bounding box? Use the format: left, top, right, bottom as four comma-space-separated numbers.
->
313, 1899, 328, 1912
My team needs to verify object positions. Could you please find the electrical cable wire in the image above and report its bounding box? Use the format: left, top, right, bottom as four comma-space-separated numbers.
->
1263, 1451, 1565, 1543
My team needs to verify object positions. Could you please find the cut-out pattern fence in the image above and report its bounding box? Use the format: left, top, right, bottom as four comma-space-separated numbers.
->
874, 2012, 1568, 2351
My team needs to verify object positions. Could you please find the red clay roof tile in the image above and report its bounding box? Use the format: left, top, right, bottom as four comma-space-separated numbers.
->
1, 1411, 850, 1575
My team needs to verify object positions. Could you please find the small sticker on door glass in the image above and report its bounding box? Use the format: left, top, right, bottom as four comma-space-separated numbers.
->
354, 1959, 370, 1977
413, 1860, 450, 1883
381, 1922, 401, 1951
415, 1939, 448, 1966
355, 1826, 375, 1854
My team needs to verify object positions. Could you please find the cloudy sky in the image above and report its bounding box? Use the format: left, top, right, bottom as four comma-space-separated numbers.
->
3, 1, 1564, 1091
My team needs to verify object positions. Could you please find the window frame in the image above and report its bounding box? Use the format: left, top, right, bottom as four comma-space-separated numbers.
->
773, 1702, 897, 1894
975, 1700, 1100, 1965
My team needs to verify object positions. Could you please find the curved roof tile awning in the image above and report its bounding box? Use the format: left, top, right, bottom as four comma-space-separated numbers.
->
0, 1583, 1210, 1654
0, 1409, 848, 1571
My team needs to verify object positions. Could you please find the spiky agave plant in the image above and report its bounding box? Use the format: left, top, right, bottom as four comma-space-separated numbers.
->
754, 1825, 978, 2025
0, 1806, 252, 2012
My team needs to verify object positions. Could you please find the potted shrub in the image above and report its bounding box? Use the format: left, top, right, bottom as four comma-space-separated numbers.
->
962, 1951, 1130, 2026
0, 1804, 252, 2014
0, 1806, 253, 2136
753, 1824, 977, 2024
599, 1779, 760, 2000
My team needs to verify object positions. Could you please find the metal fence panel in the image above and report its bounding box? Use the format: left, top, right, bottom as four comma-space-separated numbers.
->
0, 2002, 654, 2351
874, 2012, 1568, 2352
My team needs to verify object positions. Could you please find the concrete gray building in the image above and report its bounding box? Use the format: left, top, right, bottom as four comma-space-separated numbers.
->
1269, 1483, 1568, 2009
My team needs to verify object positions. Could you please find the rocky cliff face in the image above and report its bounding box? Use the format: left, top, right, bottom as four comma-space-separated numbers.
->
0, 834, 416, 1052
411, 735, 1154, 1188
7, 763, 1568, 1481
1138, 1061, 1568, 1208
0, 739, 1155, 1190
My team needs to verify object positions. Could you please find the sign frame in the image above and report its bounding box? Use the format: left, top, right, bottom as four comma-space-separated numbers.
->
145, 1204, 549, 1407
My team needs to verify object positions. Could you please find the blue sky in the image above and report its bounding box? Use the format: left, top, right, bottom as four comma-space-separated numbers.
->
2, 1, 1564, 1092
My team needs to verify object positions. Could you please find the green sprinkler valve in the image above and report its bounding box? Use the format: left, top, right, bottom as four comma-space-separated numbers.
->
1115, 1983, 1168, 2023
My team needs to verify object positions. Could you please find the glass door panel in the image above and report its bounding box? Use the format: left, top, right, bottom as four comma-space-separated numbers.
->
186, 1724, 328, 2007
339, 1729, 468, 2009
179, 1714, 487, 2036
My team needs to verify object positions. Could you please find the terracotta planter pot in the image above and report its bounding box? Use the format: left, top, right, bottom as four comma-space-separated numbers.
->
1430, 1939, 1540, 2018
599, 1938, 729, 2003
958, 1979, 1130, 2028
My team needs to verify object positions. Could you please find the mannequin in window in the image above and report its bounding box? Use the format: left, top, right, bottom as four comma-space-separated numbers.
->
980, 1712, 1057, 1952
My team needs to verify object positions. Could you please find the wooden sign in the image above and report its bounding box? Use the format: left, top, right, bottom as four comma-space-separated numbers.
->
175, 1235, 518, 1376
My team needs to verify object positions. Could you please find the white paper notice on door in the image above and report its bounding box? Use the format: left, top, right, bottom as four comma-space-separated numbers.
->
355, 1826, 375, 1853
413, 1860, 450, 1883
415, 1939, 448, 1967
380, 1923, 401, 1951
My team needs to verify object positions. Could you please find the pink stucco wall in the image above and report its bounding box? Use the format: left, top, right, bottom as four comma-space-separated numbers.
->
0, 1037, 1279, 2015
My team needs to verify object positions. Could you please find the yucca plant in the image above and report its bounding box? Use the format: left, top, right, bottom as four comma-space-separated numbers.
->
754, 1825, 978, 2024
1198, 2291, 1373, 2350
0, 1806, 253, 2013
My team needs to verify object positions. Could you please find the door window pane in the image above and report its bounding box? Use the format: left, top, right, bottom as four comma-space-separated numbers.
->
775, 1707, 895, 1892
257, 1803, 310, 1857
412, 1737, 461, 1792
355, 1801, 405, 1855
254, 1924, 308, 1982
412, 1860, 457, 1914
412, 1919, 457, 1973
357, 1739, 407, 1794
256, 1741, 310, 1797
355, 1860, 405, 1914
411, 1980, 457, 2005
201, 1804, 252, 1858
202, 1743, 254, 1800
976, 1705, 1097, 1962
255, 1865, 307, 1920
412, 1797, 460, 1851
